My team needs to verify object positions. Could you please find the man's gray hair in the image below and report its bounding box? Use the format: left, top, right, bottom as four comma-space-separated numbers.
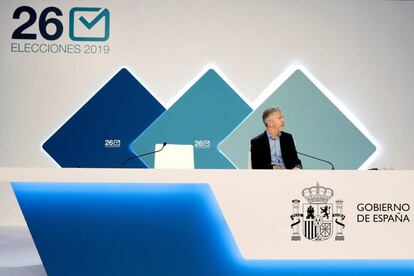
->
262, 107, 281, 126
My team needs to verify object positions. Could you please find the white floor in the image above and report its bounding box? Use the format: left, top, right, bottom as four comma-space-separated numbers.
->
0, 226, 46, 276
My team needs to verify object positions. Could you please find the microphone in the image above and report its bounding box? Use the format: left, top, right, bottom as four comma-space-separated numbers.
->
297, 151, 335, 170
121, 142, 167, 168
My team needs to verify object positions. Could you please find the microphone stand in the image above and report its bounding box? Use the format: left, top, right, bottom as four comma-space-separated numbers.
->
297, 151, 335, 170
121, 142, 167, 168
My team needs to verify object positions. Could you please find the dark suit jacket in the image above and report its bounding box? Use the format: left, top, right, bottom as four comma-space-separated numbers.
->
250, 131, 302, 169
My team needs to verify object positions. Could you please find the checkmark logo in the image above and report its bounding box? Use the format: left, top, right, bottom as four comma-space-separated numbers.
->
69, 7, 110, 42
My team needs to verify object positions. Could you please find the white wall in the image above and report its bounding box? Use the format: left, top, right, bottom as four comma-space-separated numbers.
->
1, 0, 413, 168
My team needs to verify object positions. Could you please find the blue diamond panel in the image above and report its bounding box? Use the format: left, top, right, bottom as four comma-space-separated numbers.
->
42, 68, 165, 168
220, 70, 376, 169
130, 69, 252, 169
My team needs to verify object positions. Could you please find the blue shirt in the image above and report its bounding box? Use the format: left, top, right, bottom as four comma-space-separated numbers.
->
266, 130, 285, 168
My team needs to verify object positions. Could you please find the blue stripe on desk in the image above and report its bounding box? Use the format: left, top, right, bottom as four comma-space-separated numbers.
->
12, 182, 414, 276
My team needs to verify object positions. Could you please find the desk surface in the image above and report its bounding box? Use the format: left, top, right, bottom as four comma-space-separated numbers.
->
1, 168, 413, 260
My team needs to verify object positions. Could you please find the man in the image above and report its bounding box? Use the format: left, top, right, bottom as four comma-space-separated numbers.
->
250, 107, 302, 169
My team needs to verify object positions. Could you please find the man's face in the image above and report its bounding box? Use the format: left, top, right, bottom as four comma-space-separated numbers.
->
267, 111, 285, 134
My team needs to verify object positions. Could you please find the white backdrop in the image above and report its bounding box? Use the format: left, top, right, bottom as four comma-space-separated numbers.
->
1, 0, 413, 168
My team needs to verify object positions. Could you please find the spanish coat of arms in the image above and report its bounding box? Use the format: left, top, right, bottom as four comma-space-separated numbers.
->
290, 183, 345, 241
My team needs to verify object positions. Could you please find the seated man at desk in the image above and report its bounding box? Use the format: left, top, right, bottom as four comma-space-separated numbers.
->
250, 107, 302, 170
